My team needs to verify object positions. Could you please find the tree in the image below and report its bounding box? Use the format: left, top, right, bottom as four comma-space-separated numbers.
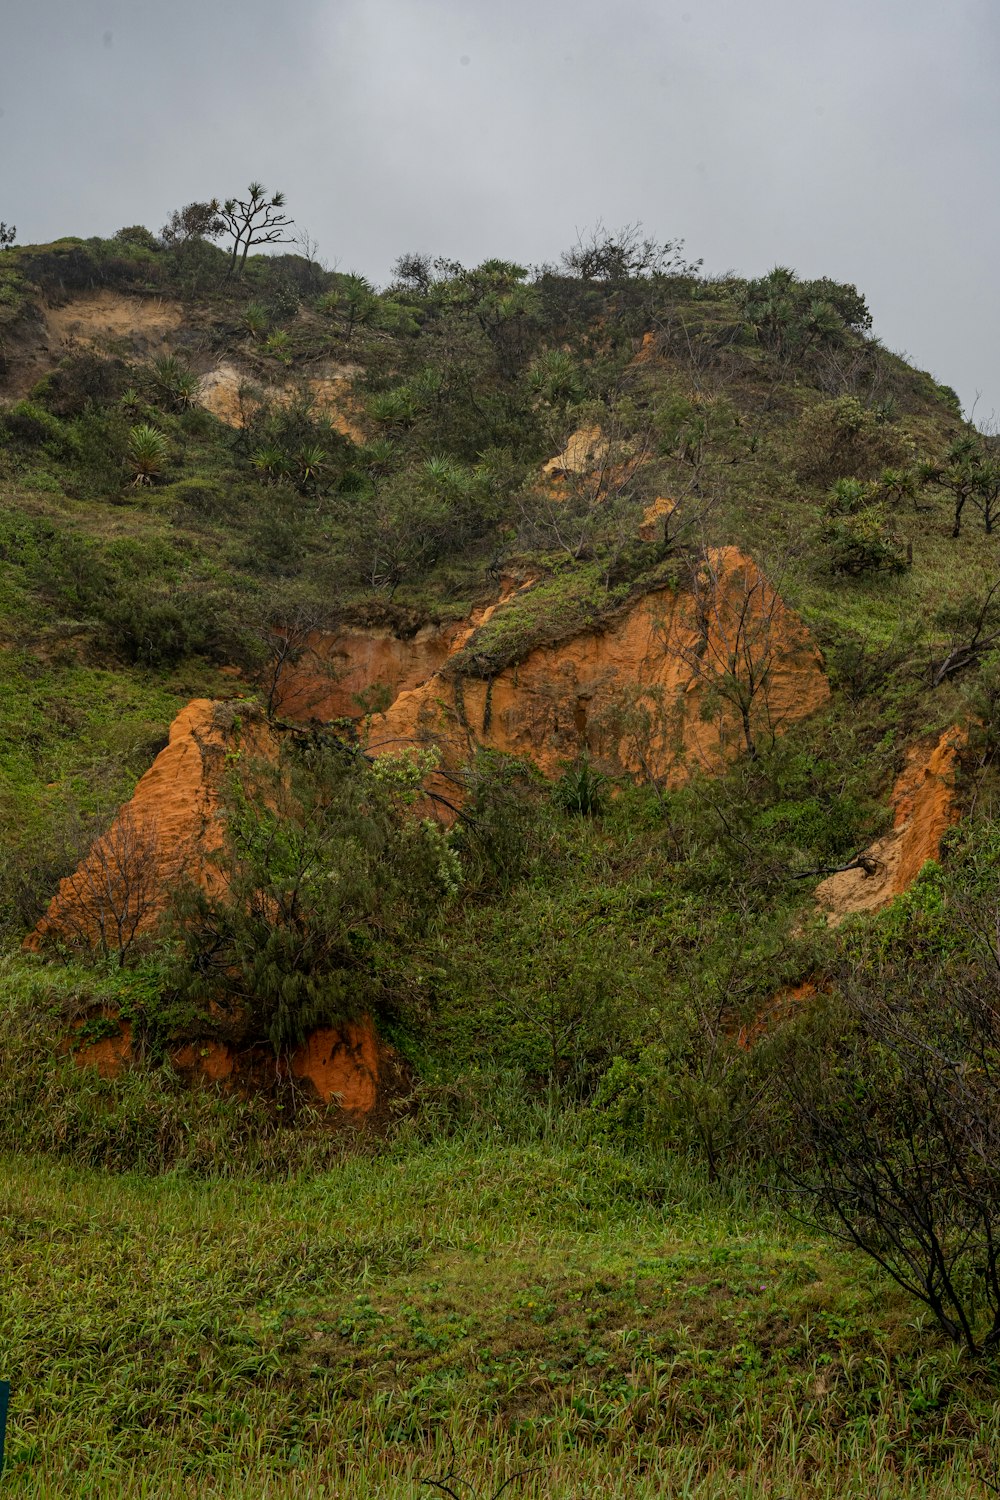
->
170, 741, 459, 1053
737, 267, 872, 363
159, 200, 224, 249
775, 882, 1000, 1357
930, 571, 1000, 686
0, 222, 15, 250
562, 221, 700, 286
391, 251, 434, 294
919, 435, 1000, 538
666, 549, 792, 760
217, 183, 294, 280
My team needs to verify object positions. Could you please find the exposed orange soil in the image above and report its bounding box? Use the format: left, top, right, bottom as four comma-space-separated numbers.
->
365, 547, 829, 802
29, 699, 278, 951
72, 1022, 134, 1078
738, 981, 818, 1048
816, 726, 965, 925
273, 621, 470, 722
287, 1023, 381, 1110
44, 291, 184, 350
197, 360, 366, 442
73, 1016, 388, 1114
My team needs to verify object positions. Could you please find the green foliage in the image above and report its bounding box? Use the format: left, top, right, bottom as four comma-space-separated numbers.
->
126, 422, 168, 485
553, 758, 609, 816
31, 352, 129, 417
242, 298, 269, 338
447, 565, 636, 678
737, 266, 872, 359
1, 398, 72, 453
794, 395, 909, 486
772, 825, 1000, 1355
820, 478, 907, 576
170, 740, 460, 1051
149, 353, 199, 412
919, 433, 1000, 536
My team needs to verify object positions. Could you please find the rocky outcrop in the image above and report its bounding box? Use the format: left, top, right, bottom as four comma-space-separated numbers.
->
542, 425, 608, 477
29, 699, 278, 952
198, 360, 366, 443
273, 620, 471, 723
365, 547, 829, 796
816, 727, 964, 925
73, 1014, 398, 1116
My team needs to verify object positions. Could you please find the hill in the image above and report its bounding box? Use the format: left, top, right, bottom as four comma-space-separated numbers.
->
1, 222, 999, 1493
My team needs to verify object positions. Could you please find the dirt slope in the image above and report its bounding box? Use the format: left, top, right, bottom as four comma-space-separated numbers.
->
816, 727, 964, 925
365, 546, 829, 794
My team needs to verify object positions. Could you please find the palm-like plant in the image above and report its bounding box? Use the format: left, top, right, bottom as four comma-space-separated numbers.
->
263, 330, 291, 364
151, 354, 199, 412
250, 445, 288, 484
127, 424, 168, 486
243, 301, 269, 339
294, 445, 326, 492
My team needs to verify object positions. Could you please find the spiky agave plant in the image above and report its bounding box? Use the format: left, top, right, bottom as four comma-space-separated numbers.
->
127, 424, 168, 486
118, 386, 143, 415
250, 445, 288, 484
243, 300, 269, 339
263, 329, 291, 364
151, 354, 199, 412
293, 445, 326, 492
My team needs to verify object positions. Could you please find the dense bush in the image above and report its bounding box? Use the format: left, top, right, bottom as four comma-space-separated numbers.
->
170, 739, 460, 1051
794, 395, 909, 485
820, 477, 907, 575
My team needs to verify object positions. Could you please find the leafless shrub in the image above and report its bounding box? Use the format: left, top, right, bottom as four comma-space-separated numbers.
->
49, 805, 166, 967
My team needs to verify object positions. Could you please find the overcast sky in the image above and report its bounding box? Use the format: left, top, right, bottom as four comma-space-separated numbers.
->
3, 0, 998, 421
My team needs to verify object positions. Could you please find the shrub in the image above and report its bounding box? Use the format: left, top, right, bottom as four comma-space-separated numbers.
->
795, 395, 908, 486
820, 477, 907, 575
32, 353, 129, 418
170, 741, 460, 1052
1, 399, 72, 452
126, 423, 168, 485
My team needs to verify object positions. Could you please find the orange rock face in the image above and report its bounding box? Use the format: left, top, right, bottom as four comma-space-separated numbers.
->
288, 1022, 381, 1110
365, 547, 829, 796
273, 622, 470, 723
816, 727, 965, 925
73, 1016, 389, 1115
30, 699, 278, 952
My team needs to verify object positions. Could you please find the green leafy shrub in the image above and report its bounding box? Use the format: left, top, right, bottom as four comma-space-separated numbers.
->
170, 740, 460, 1052
820, 477, 907, 575
32, 353, 129, 417
1, 399, 72, 453
794, 395, 908, 485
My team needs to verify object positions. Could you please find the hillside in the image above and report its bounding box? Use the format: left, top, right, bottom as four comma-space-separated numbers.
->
2, 224, 1000, 1494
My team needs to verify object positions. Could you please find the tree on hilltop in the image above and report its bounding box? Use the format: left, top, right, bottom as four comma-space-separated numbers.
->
0, 222, 16, 249
160, 200, 225, 249
217, 183, 295, 280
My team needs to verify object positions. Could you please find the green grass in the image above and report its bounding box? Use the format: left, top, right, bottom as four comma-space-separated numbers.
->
0, 1139, 997, 1497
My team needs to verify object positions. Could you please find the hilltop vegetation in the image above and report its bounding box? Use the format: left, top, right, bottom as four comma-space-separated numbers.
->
2, 211, 1000, 1493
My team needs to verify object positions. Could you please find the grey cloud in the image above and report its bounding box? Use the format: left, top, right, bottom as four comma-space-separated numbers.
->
3, 0, 997, 418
